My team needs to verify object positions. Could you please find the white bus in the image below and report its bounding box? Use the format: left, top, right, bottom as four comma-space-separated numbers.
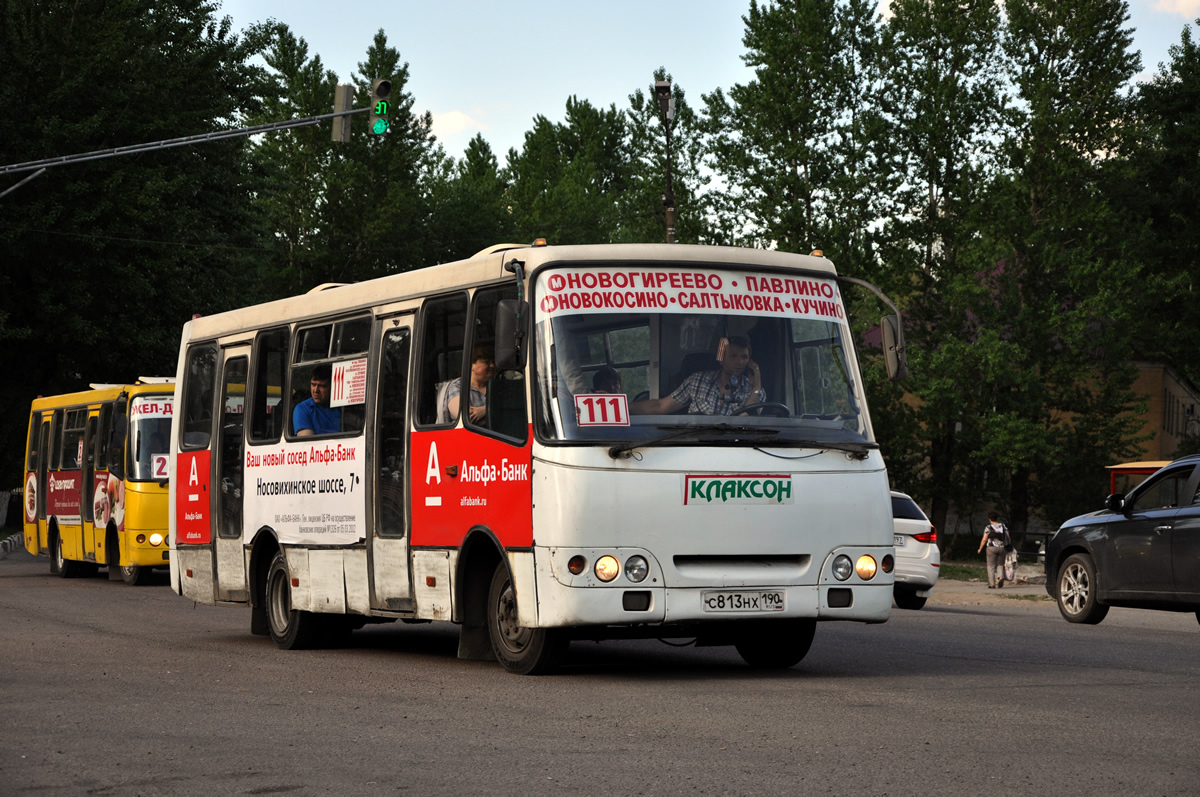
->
169, 242, 908, 674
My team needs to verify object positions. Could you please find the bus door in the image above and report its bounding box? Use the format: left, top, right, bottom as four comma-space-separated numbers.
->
24, 413, 50, 554
37, 416, 51, 539
372, 319, 413, 609
81, 410, 99, 560
216, 347, 250, 602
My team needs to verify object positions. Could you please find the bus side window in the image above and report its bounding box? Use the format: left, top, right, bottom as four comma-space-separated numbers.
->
181, 343, 218, 450
289, 317, 369, 437
470, 286, 527, 442
95, 404, 112, 472
50, 410, 63, 470
58, 408, 87, 470
251, 328, 288, 443
26, 411, 41, 473
417, 294, 468, 426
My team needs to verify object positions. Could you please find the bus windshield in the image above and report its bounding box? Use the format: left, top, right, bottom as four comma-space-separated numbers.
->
129, 395, 173, 481
533, 264, 872, 449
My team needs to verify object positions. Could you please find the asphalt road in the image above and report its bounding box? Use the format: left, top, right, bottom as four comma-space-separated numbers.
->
2, 549, 1198, 796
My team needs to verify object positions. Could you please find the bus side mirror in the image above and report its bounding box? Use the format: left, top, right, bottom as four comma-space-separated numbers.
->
881, 315, 908, 382
495, 299, 529, 371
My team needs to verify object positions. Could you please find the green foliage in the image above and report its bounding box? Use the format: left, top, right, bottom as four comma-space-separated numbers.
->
1122, 22, 1200, 388
0, 0, 270, 485
703, 0, 848, 252
426, 135, 514, 263
503, 97, 630, 244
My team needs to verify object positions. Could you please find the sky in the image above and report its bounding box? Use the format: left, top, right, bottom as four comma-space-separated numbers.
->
216, 0, 1200, 163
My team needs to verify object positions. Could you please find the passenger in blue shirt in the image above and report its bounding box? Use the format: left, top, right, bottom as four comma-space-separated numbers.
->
293, 363, 341, 436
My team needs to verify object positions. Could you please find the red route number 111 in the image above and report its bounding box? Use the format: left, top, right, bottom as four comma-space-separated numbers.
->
574, 394, 630, 427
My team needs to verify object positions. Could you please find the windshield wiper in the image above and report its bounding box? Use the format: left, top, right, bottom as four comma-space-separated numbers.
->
608, 424, 779, 459
762, 439, 878, 460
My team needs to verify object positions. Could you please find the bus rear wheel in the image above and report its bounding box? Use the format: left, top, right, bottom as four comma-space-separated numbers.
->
734, 619, 816, 669
486, 562, 566, 675
53, 532, 84, 578
266, 551, 320, 650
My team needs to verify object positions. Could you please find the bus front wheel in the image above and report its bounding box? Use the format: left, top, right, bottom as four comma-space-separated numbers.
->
486, 562, 567, 675
121, 563, 148, 586
734, 619, 816, 669
266, 551, 320, 650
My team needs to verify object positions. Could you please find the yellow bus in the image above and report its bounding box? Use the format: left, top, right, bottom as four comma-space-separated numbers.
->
23, 380, 174, 584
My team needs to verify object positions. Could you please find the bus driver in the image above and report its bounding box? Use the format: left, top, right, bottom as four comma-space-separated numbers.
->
630, 336, 765, 416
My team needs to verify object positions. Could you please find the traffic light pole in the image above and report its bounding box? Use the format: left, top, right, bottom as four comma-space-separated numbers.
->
0, 107, 371, 177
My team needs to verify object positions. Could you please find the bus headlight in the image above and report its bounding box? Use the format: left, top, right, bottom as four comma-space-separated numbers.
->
855, 555, 878, 580
624, 555, 648, 583
595, 555, 620, 582
149, 533, 164, 547
832, 555, 853, 581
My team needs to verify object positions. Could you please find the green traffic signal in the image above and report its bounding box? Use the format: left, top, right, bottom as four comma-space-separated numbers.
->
369, 79, 392, 137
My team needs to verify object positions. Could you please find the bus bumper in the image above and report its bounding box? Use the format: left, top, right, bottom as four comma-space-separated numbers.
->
530, 575, 892, 628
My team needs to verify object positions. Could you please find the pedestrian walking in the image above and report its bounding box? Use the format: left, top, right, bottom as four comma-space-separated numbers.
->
977, 511, 1012, 588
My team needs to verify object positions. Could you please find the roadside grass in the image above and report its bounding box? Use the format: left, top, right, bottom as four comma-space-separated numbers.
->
939, 561, 987, 581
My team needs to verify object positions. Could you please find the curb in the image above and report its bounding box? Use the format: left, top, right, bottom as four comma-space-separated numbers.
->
0, 531, 24, 560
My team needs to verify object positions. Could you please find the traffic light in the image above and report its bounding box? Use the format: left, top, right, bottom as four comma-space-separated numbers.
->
369, 79, 392, 135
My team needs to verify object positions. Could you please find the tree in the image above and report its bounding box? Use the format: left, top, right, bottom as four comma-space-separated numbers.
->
0, 0, 270, 486
248, 27, 440, 292
245, 23, 340, 295
504, 96, 630, 244
702, 0, 849, 252
426, 134, 514, 262
873, 0, 1007, 536
1124, 19, 1200, 388
973, 0, 1149, 533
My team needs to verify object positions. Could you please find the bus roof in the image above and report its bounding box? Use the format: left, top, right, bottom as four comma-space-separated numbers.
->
180, 243, 840, 344
30, 381, 175, 412
1105, 461, 1170, 471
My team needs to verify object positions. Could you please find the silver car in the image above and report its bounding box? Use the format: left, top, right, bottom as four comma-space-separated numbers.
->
891, 490, 940, 609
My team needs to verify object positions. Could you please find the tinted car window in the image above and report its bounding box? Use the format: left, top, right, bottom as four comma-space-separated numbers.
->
891, 495, 927, 521
1128, 466, 1196, 512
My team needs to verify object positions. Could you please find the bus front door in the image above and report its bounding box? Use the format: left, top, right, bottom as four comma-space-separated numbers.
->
371, 321, 413, 610
215, 348, 250, 602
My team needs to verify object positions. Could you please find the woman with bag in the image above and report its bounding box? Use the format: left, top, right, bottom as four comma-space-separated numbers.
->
977, 511, 1011, 588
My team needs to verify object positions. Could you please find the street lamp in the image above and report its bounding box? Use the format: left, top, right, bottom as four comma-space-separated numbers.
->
654, 80, 676, 244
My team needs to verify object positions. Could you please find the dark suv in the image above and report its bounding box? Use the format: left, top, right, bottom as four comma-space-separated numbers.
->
1044, 455, 1200, 625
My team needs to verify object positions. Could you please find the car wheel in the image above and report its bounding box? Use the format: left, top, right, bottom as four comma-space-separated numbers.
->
734, 619, 816, 668
1056, 553, 1109, 624
266, 551, 320, 650
487, 562, 567, 675
893, 588, 928, 610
